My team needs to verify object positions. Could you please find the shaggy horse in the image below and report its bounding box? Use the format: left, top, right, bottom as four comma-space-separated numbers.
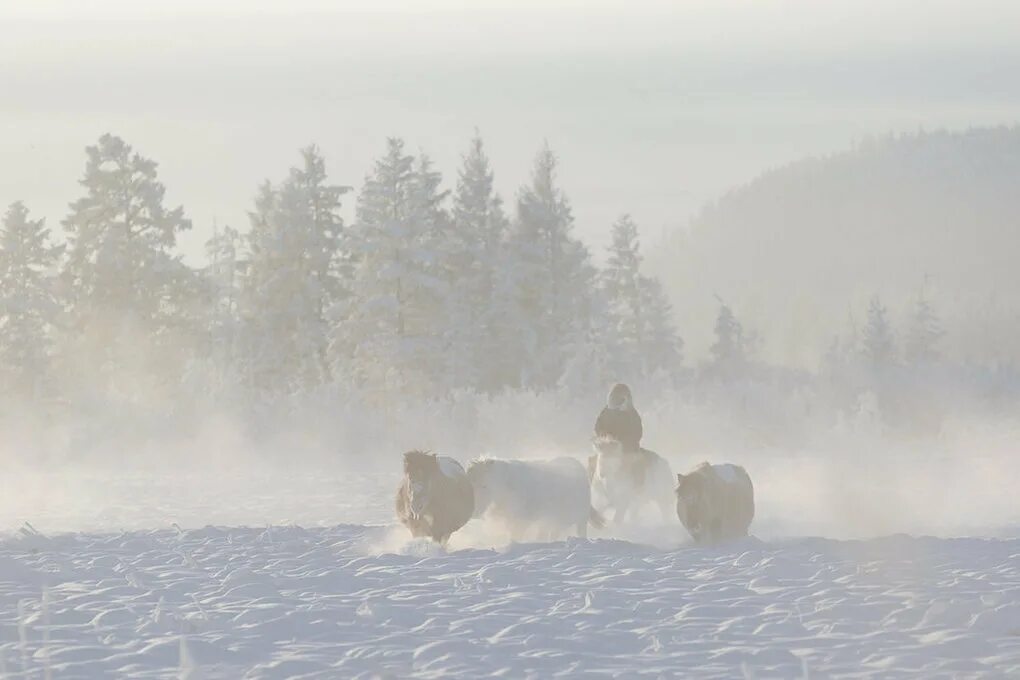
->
588, 435, 675, 524
466, 456, 604, 541
395, 450, 474, 546
675, 462, 755, 544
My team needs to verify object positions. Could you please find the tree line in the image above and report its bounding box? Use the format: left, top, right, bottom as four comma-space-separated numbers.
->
0, 134, 683, 405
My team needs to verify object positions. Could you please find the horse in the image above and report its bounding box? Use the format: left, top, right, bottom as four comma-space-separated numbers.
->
675, 462, 755, 544
588, 435, 675, 525
466, 456, 604, 541
395, 450, 474, 547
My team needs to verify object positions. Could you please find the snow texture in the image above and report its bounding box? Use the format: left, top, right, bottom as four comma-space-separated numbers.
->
1, 524, 1019, 679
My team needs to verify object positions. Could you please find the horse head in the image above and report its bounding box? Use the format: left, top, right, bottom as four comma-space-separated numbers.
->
403, 450, 439, 519
675, 468, 708, 540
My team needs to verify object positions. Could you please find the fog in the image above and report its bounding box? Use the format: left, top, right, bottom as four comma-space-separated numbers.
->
2, 0, 1020, 547
5, 1, 1020, 262
5, 7, 1020, 677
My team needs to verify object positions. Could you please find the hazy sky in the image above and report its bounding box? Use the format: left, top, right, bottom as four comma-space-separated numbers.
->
4, 0, 1020, 262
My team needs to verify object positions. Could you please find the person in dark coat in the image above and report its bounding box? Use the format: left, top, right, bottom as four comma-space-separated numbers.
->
594, 383, 643, 454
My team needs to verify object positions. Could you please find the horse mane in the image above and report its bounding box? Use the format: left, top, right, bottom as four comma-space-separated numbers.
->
676, 462, 713, 494
403, 449, 438, 476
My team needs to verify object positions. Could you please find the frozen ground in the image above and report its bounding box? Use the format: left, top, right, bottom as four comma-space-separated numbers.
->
0, 466, 1019, 678
2, 524, 1020, 679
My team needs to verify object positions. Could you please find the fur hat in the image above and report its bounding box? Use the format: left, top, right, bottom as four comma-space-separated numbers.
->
607, 383, 633, 410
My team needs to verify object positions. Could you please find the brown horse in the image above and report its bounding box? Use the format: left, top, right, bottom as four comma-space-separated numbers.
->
675, 462, 755, 544
395, 450, 474, 547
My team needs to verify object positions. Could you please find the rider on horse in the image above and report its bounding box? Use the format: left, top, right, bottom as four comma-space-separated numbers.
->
589, 383, 675, 521
594, 383, 642, 454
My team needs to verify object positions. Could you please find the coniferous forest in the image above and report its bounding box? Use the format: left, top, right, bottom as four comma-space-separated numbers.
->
1, 134, 682, 408
3, 131, 1019, 457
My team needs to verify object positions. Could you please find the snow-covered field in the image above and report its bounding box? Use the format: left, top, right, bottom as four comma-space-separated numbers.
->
3, 523, 1020, 678
2, 466, 1020, 678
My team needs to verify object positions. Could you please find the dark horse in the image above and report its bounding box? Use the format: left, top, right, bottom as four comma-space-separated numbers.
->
395, 450, 474, 547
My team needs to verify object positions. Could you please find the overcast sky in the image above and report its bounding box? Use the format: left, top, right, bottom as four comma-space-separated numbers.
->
4, 0, 1020, 262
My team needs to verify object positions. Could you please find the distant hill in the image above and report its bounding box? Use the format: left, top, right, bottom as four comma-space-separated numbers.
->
651, 127, 1020, 367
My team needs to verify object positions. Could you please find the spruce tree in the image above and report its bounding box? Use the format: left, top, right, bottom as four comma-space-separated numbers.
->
202, 223, 242, 386
904, 292, 944, 364
0, 202, 62, 397
600, 214, 684, 379
604, 216, 642, 317
240, 146, 349, 393
61, 134, 196, 394
710, 299, 746, 374
448, 132, 511, 391
511, 143, 594, 388
289, 145, 351, 319
340, 138, 450, 397
639, 275, 683, 375
861, 295, 896, 369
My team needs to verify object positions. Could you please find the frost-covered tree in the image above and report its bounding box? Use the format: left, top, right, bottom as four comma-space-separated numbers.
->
290, 145, 353, 316
904, 293, 944, 364
710, 301, 740, 364
510, 143, 595, 389
709, 299, 753, 375
602, 215, 643, 374
201, 223, 243, 382
446, 133, 512, 391
861, 295, 896, 369
61, 134, 196, 394
205, 224, 241, 325
240, 146, 350, 393
338, 138, 451, 397
0, 202, 62, 397
601, 215, 682, 378
639, 275, 683, 375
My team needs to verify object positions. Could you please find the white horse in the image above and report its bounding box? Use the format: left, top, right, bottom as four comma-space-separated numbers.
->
467, 456, 604, 541
588, 436, 675, 524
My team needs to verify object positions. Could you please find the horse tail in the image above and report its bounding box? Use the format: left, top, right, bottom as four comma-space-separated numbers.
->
588, 506, 606, 530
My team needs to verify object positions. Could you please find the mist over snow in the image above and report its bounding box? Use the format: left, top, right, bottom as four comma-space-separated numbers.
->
2, 1, 1020, 678
653, 127, 1020, 368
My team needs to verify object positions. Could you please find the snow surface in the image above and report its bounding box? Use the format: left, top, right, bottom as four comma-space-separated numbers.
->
2, 525, 1019, 679
1, 466, 1019, 678
0, 460, 1015, 676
